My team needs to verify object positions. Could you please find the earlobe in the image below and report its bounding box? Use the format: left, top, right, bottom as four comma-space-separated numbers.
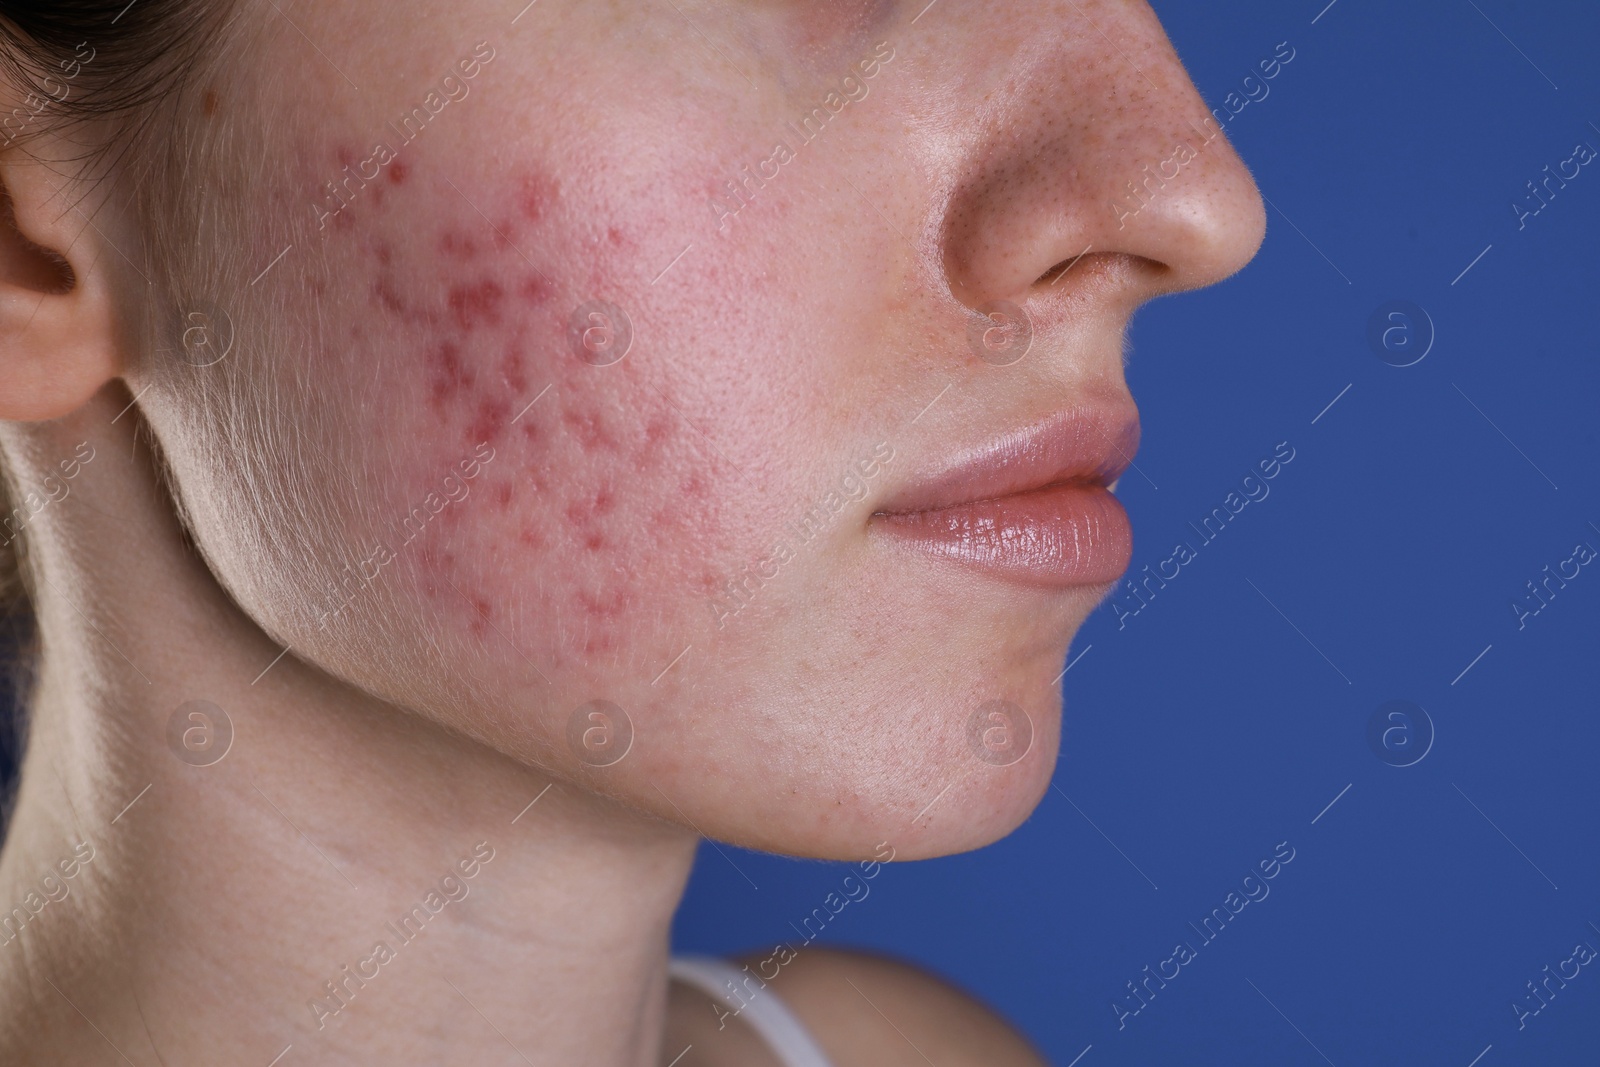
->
0, 138, 123, 422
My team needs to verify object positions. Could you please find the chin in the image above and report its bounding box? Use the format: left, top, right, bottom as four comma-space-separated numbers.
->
604, 662, 1069, 864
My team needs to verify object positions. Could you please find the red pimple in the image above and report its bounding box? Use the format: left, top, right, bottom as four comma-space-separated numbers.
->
517, 171, 558, 223
446, 278, 505, 329
582, 633, 616, 656
467, 396, 511, 446
468, 595, 493, 637
494, 483, 513, 509
428, 341, 474, 403
374, 277, 407, 314
439, 231, 479, 260
388, 161, 409, 185
563, 498, 592, 526
517, 275, 554, 305
497, 347, 528, 393
561, 407, 615, 451
575, 587, 630, 620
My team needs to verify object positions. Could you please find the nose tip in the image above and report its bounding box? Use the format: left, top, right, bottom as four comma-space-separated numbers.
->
1105, 126, 1269, 296
939, 3, 1268, 310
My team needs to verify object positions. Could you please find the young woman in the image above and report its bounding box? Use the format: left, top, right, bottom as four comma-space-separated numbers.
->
0, 0, 1264, 1062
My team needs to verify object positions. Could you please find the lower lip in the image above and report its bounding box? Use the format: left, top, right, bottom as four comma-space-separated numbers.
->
874, 483, 1132, 587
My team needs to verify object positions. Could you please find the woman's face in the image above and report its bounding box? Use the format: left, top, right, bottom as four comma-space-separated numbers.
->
135, 0, 1263, 858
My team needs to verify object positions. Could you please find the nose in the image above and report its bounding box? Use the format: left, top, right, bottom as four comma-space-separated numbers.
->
939, 0, 1268, 310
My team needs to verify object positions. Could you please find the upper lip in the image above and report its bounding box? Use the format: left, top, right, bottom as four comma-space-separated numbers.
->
873, 394, 1141, 515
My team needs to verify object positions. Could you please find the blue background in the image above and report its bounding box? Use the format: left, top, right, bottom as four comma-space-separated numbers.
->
672, 1, 1600, 1064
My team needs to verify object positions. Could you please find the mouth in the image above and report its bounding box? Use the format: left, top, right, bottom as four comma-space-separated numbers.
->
871, 397, 1140, 588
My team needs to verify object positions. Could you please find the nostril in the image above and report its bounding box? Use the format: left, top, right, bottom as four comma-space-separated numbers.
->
1031, 251, 1170, 294
1035, 248, 1098, 288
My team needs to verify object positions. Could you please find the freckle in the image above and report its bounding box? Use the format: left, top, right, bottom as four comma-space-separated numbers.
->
592, 488, 615, 516
494, 483, 513, 509
644, 418, 670, 446
607, 225, 624, 246
337, 145, 356, 168
375, 242, 393, 266
334, 210, 355, 231
203, 89, 220, 117
388, 161, 409, 185
521, 422, 542, 443
583, 533, 605, 551
518, 527, 544, 550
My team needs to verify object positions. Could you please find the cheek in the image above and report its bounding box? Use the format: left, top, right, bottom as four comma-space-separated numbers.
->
302, 147, 734, 669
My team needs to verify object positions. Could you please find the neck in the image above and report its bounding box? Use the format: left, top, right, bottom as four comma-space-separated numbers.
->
0, 389, 700, 1066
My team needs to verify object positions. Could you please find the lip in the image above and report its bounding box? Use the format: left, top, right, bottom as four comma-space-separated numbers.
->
872, 398, 1140, 588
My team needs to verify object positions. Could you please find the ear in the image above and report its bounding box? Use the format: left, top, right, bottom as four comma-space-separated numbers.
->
0, 129, 123, 421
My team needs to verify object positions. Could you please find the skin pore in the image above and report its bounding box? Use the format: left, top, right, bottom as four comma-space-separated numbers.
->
0, 0, 1264, 1064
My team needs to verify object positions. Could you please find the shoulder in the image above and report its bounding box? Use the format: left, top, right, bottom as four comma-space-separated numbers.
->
733, 945, 1048, 1067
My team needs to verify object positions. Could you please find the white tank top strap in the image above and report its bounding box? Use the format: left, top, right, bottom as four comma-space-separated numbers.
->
669, 955, 836, 1067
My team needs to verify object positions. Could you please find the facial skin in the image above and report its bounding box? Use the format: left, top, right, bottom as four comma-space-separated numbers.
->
121, 0, 1264, 861
0, 0, 1262, 1062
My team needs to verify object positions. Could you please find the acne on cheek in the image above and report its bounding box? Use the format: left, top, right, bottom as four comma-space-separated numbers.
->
323, 151, 726, 653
